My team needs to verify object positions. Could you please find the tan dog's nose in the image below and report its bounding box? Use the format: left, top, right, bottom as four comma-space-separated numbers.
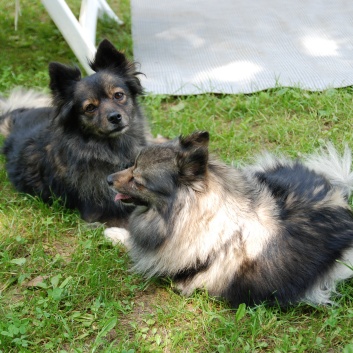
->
107, 174, 115, 186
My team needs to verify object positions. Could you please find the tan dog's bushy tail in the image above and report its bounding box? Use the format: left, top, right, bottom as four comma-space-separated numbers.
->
305, 143, 353, 199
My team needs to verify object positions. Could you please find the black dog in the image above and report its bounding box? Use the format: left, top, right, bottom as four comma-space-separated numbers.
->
0, 39, 149, 226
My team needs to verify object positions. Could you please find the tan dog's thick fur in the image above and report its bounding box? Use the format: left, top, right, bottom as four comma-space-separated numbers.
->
105, 131, 353, 307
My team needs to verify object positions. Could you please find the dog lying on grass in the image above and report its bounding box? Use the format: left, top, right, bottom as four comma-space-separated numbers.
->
105, 131, 353, 307
0, 39, 149, 226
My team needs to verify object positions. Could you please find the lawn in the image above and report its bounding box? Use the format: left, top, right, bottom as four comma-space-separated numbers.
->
1, 0, 353, 352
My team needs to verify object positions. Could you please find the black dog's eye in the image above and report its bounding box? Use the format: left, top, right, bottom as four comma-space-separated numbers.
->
113, 92, 124, 101
85, 104, 97, 113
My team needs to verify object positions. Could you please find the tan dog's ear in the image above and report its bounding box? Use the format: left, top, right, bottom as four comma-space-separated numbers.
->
177, 131, 209, 191
179, 131, 209, 149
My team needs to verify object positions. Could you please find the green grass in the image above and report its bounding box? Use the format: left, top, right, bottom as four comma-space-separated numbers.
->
1, 0, 353, 352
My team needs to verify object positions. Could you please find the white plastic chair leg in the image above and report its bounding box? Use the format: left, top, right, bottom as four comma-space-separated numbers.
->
41, 0, 123, 74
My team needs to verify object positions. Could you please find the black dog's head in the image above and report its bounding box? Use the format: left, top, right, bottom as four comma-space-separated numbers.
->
49, 39, 144, 138
107, 131, 210, 208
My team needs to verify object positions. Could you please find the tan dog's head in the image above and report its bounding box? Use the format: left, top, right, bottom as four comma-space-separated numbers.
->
107, 131, 210, 207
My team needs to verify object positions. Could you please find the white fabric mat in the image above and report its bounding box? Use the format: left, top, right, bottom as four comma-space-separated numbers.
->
131, 0, 353, 95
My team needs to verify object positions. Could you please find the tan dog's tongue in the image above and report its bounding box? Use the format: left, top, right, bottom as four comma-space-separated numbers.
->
114, 193, 130, 202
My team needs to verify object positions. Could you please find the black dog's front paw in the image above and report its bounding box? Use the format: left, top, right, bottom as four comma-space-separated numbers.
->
79, 204, 104, 223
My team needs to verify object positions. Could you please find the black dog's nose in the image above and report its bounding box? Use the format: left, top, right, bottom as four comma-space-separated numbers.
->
107, 112, 122, 124
107, 174, 114, 186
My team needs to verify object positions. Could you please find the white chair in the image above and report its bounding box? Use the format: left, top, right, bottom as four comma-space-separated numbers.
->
41, 0, 123, 74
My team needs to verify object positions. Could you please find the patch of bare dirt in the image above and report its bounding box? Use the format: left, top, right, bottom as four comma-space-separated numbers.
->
42, 236, 77, 263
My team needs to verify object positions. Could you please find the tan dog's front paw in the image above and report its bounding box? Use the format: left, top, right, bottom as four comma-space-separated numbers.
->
104, 227, 130, 248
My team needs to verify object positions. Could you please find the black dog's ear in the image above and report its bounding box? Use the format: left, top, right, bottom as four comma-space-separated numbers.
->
49, 62, 81, 102
90, 39, 129, 72
177, 131, 210, 191
89, 39, 144, 95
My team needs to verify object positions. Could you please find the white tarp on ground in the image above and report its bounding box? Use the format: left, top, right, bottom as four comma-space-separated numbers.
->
131, 0, 353, 95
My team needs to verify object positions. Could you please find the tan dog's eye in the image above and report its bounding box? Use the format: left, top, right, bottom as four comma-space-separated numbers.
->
131, 177, 144, 187
85, 104, 97, 113
114, 92, 124, 101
